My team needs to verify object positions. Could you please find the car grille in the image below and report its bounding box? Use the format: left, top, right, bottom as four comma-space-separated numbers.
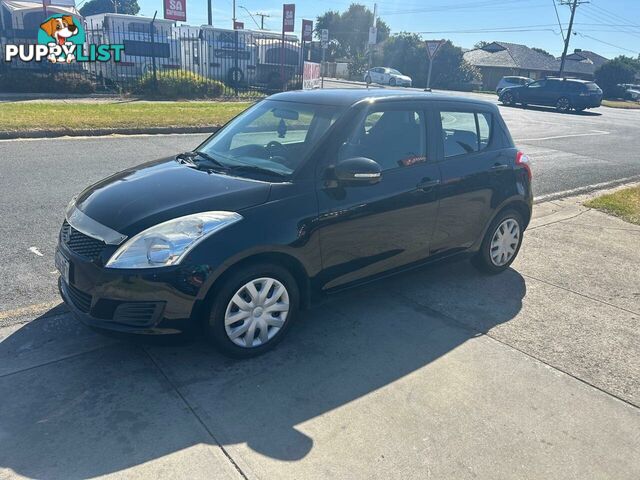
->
61, 220, 106, 261
66, 282, 92, 313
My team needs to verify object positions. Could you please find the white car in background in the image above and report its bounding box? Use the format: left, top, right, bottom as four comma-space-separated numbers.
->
364, 67, 412, 87
496, 76, 534, 94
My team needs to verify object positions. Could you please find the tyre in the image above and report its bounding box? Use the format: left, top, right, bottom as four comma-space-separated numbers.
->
205, 263, 300, 358
365, 75, 371, 84
575, 107, 586, 113
471, 210, 524, 274
501, 91, 514, 106
227, 67, 244, 86
556, 97, 570, 113
389, 77, 396, 86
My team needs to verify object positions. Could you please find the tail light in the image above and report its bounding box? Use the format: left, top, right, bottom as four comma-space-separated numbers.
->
515, 151, 532, 180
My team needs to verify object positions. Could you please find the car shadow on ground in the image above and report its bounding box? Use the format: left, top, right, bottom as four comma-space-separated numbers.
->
0, 260, 526, 478
502, 103, 602, 116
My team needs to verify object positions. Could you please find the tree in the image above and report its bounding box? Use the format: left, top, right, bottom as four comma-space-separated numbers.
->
80, 0, 140, 17
474, 40, 489, 49
532, 47, 553, 57
595, 56, 640, 98
383, 36, 480, 89
316, 4, 390, 60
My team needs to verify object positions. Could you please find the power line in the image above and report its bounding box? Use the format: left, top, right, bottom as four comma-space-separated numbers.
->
576, 32, 640, 55
552, 0, 566, 41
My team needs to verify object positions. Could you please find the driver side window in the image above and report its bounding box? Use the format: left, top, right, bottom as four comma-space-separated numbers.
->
338, 108, 427, 171
528, 80, 545, 89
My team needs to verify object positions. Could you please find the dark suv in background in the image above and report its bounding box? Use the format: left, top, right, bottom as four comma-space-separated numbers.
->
57, 89, 532, 357
499, 77, 602, 112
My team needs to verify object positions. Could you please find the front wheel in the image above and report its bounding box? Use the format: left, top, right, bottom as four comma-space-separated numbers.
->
206, 263, 300, 358
365, 75, 371, 84
556, 97, 571, 113
472, 210, 524, 274
389, 77, 396, 86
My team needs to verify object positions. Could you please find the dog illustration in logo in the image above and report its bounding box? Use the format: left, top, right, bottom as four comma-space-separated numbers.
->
40, 15, 79, 63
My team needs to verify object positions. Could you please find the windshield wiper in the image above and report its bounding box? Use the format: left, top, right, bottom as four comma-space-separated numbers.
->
227, 164, 288, 179
177, 151, 229, 171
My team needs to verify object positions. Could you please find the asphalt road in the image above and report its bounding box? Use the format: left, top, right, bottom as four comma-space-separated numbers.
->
1, 87, 639, 314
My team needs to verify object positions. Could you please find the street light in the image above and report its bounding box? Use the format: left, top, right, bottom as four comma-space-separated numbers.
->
238, 5, 262, 29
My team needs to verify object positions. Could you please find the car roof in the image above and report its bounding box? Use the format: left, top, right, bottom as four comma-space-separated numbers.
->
268, 88, 496, 109
546, 77, 593, 83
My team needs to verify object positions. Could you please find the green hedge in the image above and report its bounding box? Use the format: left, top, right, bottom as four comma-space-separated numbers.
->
136, 70, 225, 99
0, 70, 95, 94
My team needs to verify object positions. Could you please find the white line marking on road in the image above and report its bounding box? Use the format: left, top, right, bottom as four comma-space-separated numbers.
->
515, 130, 610, 142
29, 247, 44, 257
534, 175, 640, 203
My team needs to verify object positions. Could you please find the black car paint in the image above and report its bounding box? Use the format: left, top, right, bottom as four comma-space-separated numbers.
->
57, 89, 532, 334
499, 78, 602, 110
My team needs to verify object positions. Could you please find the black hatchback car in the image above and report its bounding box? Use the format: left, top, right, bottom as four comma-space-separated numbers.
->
499, 77, 602, 112
57, 89, 532, 357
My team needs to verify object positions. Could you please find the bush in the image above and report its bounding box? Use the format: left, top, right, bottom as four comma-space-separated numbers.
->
136, 70, 225, 99
595, 58, 638, 99
0, 70, 95, 94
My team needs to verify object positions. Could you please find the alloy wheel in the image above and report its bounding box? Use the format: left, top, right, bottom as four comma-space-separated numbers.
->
556, 97, 570, 112
489, 218, 521, 267
502, 92, 514, 105
224, 277, 290, 348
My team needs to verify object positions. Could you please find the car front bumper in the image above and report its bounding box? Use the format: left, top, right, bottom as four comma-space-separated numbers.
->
56, 242, 207, 335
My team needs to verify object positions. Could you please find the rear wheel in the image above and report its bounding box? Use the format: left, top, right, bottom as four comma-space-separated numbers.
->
205, 263, 300, 358
556, 97, 570, 113
472, 210, 524, 274
575, 107, 586, 113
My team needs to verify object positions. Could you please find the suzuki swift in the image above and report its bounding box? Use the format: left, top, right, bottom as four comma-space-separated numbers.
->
57, 89, 532, 358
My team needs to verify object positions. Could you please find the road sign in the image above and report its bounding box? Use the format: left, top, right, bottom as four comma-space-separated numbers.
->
164, 0, 186, 21
302, 19, 313, 42
368, 26, 377, 45
234, 21, 244, 30
283, 4, 295, 33
320, 28, 329, 48
426, 40, 444, 59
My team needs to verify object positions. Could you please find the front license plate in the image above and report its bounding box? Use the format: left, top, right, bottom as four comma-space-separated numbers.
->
55, 250, 70, 284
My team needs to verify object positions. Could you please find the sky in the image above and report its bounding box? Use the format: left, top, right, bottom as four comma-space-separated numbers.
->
132, 0, 640, 59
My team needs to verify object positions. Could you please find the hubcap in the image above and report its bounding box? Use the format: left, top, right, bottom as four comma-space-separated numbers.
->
490, 218, 521, 267
558, 98, 569, 111
224, 277, 290, 348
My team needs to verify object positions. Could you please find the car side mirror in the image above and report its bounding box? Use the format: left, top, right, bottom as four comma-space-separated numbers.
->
332, 157, 382, 186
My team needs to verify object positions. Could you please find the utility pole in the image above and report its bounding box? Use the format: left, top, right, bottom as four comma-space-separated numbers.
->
207, 0, 212, 25
232, 0, 236, 28
558, 0, 587, 77
255, 13, 270, 30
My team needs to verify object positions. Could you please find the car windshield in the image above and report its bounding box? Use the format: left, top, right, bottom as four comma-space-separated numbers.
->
197, 100, 344, 178
388, 68, 401, 75
585, 82, 600, 91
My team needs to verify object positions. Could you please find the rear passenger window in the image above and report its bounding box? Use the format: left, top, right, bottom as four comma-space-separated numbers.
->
440, 111, 492, 158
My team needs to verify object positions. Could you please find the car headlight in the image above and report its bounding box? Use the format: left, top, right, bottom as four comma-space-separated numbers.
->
105, 211, 242, 269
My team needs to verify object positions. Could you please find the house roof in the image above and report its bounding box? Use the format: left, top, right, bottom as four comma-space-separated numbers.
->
561, 49, 608, 75
463, 41, 559, 71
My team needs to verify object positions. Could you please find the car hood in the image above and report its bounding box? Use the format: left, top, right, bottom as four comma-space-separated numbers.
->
74, 157, 271, 236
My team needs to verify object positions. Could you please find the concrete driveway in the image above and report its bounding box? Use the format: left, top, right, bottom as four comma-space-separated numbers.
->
1, 194, 638, 479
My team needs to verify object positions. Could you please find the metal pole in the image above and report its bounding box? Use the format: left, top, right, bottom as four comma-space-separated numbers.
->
321, 46, 325, 89
233, 0, 236, 28
426, 58, 433, 91
151, 11, 157, 93
559, 0, 578, 77
207, 0, 212, 26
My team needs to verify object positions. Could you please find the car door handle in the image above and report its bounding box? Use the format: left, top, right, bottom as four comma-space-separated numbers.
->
491, 164, 510, 171
418, 179, 441, 190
